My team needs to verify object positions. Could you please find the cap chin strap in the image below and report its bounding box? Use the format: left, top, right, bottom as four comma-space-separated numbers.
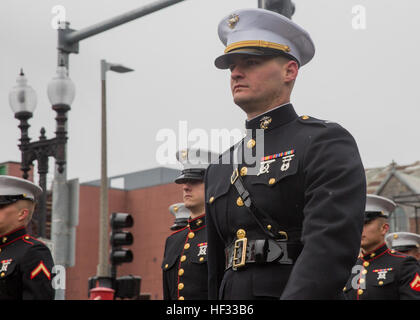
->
225, 40, 290, 54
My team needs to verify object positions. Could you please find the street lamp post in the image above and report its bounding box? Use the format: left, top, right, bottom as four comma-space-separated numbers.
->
9, 66, 75, 238
96, 60, 133, 282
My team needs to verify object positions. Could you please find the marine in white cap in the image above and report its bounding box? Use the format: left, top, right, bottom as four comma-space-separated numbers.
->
162, 149, 216, 300
386, 232, 420, 261
0, 175, 54, 299
205, 8, 366, 300
343, 194, 420, 300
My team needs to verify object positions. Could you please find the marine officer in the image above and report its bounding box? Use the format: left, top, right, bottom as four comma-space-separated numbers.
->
0, 175, 54, 300
386, 231, 420, 261
205, 8, 366, 300
343, 194, 420, 299
162, 149, 216, 300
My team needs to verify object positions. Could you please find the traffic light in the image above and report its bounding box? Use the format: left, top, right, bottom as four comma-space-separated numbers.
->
115, 275, 141, 299
110, 213, 134, 267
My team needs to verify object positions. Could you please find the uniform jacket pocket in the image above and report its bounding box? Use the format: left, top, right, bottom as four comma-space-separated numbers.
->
161, 254, 178, 272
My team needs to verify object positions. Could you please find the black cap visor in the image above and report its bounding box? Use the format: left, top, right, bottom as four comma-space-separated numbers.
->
364, 211, 388, 223
215, 47, 299, 69
0, 195, 35, 205
175, 169, 205, 184
392, 245, 417, 252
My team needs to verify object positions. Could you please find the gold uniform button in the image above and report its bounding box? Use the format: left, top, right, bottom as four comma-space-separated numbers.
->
240, 167, 248, 176
393, 234, 399, 239
199, 257, 204, 262
184, 243, 190, 250
236, 197, 244, 207
302, 115, 309, 120
268, 178, 276, 185
362, 269, 368, 275
209, 196, 215, 204
178, 269, 184, 276
363, 261, 369, 267
343, 287, 346, 292
180, 255, 186, 262
188, 232, 195, 239
236, 229, 246, 239
0, 272, 4, 277
246, 139, 256, 149
178, 296, 184, 300
378, 281, 384, 286
358, 289, 364, 295
25, 236, 30, 240
359, 278, 365, 284
164, 264, 169, 269
370, 253, 375, 258
196, 219, 202, 226
267, 225, 272, 230
178, 283, 184, 290
2, 237, 7, 243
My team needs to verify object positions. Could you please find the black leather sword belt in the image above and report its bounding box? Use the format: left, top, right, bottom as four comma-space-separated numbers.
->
225, 238, 303, 271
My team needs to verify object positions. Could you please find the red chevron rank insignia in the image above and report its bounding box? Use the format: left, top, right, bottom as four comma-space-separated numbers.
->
30, 261, 51, 280
409, 273, 420, 292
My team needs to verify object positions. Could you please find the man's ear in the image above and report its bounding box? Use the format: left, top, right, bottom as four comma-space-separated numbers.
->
17, 208, 30, 223
284, 60, 299, 83
381, 222, 390, 235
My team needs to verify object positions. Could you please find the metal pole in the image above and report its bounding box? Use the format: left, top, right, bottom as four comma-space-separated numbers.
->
97, 60, 110, 278
51, 104, 71, 300
258, 0, 266, 8
64, 0, 186, 45
36, 128, 50, 239
51, 163, 69, 300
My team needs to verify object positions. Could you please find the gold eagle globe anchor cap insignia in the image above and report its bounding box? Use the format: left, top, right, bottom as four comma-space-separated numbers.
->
228, 14, 239, 29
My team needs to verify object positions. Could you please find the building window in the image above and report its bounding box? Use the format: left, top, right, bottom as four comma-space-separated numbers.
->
0, 165, 7, 175
389, 206, 408, 233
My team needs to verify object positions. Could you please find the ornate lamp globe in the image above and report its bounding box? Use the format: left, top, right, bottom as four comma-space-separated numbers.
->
9, 69, 37, 118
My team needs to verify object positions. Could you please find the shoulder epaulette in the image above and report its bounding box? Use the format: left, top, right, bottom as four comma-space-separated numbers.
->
297, 115, 336, 127
168, 226, 189, 237
388, 249, 410, 258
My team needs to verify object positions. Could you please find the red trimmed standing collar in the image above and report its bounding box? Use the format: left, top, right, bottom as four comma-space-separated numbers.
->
188, 214, 206, 232
0, 227, 28, 247
361, 242, 389, 261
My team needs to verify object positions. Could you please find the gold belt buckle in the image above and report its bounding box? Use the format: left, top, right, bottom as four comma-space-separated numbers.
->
232, 229, 247, 270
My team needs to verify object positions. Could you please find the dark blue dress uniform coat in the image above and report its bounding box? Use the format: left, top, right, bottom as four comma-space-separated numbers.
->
0, 227, 54, 299
205, 103, 366, 299
162, 214, 208, 300
343, 243, 420, 299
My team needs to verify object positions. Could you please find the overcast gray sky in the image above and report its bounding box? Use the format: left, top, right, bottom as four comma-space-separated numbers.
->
1, 0, 419, 186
